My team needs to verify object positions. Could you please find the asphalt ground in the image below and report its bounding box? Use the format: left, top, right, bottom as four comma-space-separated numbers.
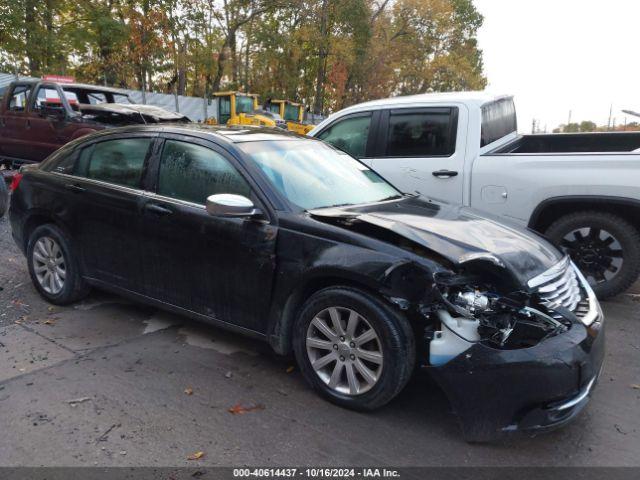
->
0, 212, 639, 467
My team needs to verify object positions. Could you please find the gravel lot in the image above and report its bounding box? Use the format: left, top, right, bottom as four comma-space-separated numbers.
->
0, 209, 639, 467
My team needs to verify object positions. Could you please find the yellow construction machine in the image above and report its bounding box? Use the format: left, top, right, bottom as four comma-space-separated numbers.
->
266, 99, 314, 135
205, 92, 287, 129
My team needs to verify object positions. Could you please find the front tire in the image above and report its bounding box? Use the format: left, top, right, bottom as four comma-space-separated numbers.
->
293, 287, 415, 411
545, 211, 640, 299
27, 224, 90, 305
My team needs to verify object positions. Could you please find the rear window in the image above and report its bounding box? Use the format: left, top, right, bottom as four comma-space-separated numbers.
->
74, 138, 153, 188
481, 98, 517, 147
385, 108, 457, 157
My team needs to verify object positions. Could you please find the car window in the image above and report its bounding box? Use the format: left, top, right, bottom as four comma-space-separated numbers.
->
33, 87, 62, 111
74, 138, 153, 188
86, 92, 107, 104
157, 140, 251, 204
113, 93, 131, 104
317, 114, 371, 158
385, 109, 457, 157
8, 84, 32, 112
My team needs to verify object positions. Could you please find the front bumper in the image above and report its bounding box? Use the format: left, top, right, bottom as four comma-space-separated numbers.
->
426, 315, 605, 442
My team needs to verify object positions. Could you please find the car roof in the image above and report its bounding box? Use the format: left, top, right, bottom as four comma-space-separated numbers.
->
93, 124, 309, 144
333, 91, 512, 114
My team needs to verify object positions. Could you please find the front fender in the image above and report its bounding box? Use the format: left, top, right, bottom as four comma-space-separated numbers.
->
266, 229, 436, 354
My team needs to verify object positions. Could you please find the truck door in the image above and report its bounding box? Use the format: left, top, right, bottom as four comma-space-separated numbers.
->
0, 83, 33, 160
315, 111, 378, 168
27, 84, 69, 160
369, 106, 467, 205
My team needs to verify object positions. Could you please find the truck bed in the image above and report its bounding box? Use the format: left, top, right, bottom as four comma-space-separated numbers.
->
491, 132, 640, 154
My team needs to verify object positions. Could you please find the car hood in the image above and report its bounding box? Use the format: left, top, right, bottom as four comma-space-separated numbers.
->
79, 103, 189, 122
308, 196, 563, 286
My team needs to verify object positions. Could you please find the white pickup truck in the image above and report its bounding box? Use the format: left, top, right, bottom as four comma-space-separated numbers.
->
309, 92, 640, 298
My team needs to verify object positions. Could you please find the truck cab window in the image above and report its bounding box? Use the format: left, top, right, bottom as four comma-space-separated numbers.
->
317, 114, 371, 159
8, 85, 32, 112
63, 91, 80, 111
385, 109, 456, 157
157, 140, 251, 204
34, 87, 62, 111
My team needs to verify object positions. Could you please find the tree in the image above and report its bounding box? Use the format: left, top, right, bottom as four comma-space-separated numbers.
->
0, 0, 487, 111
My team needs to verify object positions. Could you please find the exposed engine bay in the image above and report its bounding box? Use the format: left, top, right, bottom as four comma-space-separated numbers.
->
432, 269, 570, 349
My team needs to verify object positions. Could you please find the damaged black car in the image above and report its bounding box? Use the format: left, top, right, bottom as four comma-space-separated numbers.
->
9, 125, 604, 441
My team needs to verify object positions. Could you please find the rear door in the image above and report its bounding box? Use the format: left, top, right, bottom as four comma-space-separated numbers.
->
138, 134, 277, 332
370, 106, 467, 204
0, 83, 33, 160
63, 134, 156, 290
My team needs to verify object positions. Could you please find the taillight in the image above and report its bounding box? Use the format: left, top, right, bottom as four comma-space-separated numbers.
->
10, 173, 23, 192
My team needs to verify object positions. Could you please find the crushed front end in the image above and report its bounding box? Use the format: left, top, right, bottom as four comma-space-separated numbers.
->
420, 256, 605, 441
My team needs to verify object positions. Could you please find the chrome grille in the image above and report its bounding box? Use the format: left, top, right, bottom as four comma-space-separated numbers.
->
528, 257, 582, 315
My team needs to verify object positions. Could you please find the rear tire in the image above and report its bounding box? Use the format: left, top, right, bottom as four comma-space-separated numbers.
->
545, 211, 640, 299
293, 286, 415, 411
27, 224, 90, 305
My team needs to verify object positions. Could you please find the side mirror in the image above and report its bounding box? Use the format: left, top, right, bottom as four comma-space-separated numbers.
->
42, 104, 66, 120
206, 194, 261, 218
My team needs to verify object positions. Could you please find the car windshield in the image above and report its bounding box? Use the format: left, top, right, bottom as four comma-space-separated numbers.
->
238, 140, 402, 210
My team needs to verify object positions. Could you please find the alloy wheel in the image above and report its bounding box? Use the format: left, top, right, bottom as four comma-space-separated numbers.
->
561, 227, 623, 285
306, 306, 383, 396
32, 236, 66, 295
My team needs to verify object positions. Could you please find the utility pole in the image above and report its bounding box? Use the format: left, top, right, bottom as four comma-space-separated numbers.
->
567, 110, 572, 126
607, 104, 613, 131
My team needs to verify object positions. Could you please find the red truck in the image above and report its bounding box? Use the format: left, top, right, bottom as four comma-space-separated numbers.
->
0, 79, 189, 168
0, 79, 189, 216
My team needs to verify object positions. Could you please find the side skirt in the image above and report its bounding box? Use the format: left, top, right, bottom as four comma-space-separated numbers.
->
84, 277, 268, 342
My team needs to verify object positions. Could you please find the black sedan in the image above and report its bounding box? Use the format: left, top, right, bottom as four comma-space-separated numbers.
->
8, 125, 604, 441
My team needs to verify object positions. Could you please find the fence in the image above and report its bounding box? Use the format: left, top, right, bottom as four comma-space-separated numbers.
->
0, 73, 325, 124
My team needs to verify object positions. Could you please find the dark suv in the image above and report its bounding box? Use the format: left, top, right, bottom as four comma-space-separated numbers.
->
9, 125, 604, 441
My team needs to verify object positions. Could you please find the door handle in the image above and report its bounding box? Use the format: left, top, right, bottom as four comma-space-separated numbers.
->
65, 184, 85, 193
432, 169, 458, 179
144, 203, 173, 216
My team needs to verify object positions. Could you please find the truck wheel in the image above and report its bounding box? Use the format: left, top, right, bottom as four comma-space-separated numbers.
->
0, 175, 7, 218
27, 224, 90, 305
293, 287, 415, 411
545, 211, 640, 299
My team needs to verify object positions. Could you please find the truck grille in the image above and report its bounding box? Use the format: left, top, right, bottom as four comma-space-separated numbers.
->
528, 257, 583, 316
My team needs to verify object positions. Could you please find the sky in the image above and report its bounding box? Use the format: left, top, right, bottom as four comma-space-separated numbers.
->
473, 0, 640, 132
